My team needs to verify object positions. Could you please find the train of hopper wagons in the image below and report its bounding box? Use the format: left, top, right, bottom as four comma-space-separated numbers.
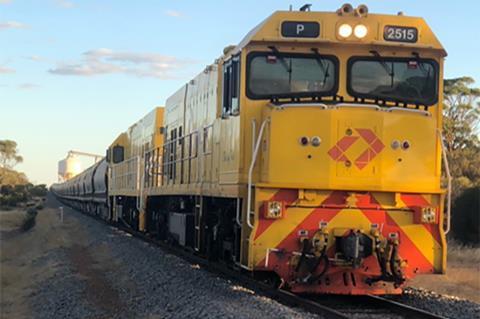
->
52, 3, 451, 295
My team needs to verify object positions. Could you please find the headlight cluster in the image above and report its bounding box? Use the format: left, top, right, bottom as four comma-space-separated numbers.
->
338, 24, 368, 39
264, 201, 284, 219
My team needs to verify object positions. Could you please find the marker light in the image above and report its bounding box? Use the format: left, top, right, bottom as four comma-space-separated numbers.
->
354, 24, 368, 38
311, 136, 321, 147
338, 24, 353, 38
299, 136, 309, 146
391, 140, 400, 150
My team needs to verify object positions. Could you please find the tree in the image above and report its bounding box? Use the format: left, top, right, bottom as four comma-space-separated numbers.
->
443, 77, 480, 245
442, 77, 480, 199
0, 140, 23, 169
0, 167, 28, 186
451, 187, 480, 245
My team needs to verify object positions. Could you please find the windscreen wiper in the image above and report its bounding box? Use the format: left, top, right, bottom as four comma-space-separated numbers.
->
412, 52, 432, 94
311, 48, 330, 86
411, 51, 429, 75
370, 50, 394, 87
268, 46, 291, 73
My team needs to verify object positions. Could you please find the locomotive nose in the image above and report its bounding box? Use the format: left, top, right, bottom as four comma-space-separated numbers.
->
260, 104, 436, 192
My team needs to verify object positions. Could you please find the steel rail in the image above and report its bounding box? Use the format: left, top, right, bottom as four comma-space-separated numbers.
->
364, 295, 448, 319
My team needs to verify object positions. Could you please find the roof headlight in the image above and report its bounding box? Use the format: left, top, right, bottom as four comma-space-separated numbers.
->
354, 24, 368, 38
338, 24, 353, 38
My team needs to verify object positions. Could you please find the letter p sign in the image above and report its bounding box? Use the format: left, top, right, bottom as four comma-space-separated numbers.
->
296, 24, 305, 35
281, 21, 320, 38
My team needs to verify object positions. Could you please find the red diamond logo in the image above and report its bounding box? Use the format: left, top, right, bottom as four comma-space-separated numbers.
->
327, 128, 384, 170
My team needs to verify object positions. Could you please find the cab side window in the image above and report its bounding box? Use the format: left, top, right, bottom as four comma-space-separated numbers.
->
222, 55, 240, 117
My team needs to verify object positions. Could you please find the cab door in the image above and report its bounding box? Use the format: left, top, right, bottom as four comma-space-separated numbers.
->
219, 55, 242, 185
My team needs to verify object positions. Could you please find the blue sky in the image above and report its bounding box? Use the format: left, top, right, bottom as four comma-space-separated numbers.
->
1, 0, 479, 185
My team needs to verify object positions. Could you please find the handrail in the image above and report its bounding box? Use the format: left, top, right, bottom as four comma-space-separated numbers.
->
268, 102, 432, 118
235, 198, 242, 227
269, 102, 329, 110
246, 118, 270, 229
136, 155, 142, 211
333, 103, 381, 111
385, 107, 431, 116
252, 119, 256, 155
437, 129, 451, 234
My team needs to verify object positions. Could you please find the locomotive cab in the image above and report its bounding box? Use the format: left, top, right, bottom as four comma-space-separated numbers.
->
230, 4, 448, 294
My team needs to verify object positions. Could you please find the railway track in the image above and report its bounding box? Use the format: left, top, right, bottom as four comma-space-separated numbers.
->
308, 294, 447, 318
65, 203, 447, 319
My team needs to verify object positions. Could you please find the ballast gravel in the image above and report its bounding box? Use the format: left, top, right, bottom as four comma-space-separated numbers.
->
388, 287, 480, 319
25, 198, 480, 319
29, 249, 101, 319
27, 201, 317, 319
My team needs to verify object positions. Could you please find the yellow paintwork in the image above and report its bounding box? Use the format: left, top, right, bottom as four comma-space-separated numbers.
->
235, 11, 445, 54
250, 187, 445, 274
260, 105, 441, 193
104, 7, 447, 274
108, 107, 164, 196
388, 212, 443, 271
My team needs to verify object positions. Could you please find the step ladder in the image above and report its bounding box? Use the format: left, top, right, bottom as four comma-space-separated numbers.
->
194, 196, 203, 252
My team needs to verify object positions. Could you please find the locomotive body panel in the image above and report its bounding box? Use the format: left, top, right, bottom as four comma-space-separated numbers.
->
259, 105, 441, 193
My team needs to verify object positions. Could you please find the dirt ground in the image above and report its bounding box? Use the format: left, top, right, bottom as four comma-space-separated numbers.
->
0, 201, 125, 318
1, 206, 60, 318
0, 200, 478, 318
409, 242, 480, 303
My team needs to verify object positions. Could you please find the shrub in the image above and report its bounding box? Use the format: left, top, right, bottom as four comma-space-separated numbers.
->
0, 185, 13, 195
30, 184, 47, 197
451, 186, 480, 246
21, 208, 38, 232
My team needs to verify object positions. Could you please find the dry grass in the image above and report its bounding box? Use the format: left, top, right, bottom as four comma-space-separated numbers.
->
0, 204, 120, 318
0, 208, 66, 318
409, 240, 480, 303
447, 242, 480, 266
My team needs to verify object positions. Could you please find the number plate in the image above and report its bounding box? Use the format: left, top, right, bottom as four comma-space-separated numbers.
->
281, 21, 320, 38
384, 25, 418, 43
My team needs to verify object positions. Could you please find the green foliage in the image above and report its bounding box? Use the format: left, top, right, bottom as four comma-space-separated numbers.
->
0, 140, 48, 208
451, 187, 480, 246
21, 208, 38, 232
30, 184, 48, 197
0, 167, 28, 186
443, 77, 480, 244
443, 77, 480, 200
0, 184, 28, 207
0, 140, 23, 169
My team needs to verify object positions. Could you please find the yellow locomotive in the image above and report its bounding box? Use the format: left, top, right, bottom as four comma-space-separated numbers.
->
52, 4, 449, 295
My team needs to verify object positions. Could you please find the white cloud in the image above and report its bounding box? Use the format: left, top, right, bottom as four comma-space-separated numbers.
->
26, 55, 46, 62
49, 48, 193, 79
0, 66, 15, 74
55, 0, 74, 8
0, 21, 28, 30
165, 10, 182, 18
18, 83, 40, 90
